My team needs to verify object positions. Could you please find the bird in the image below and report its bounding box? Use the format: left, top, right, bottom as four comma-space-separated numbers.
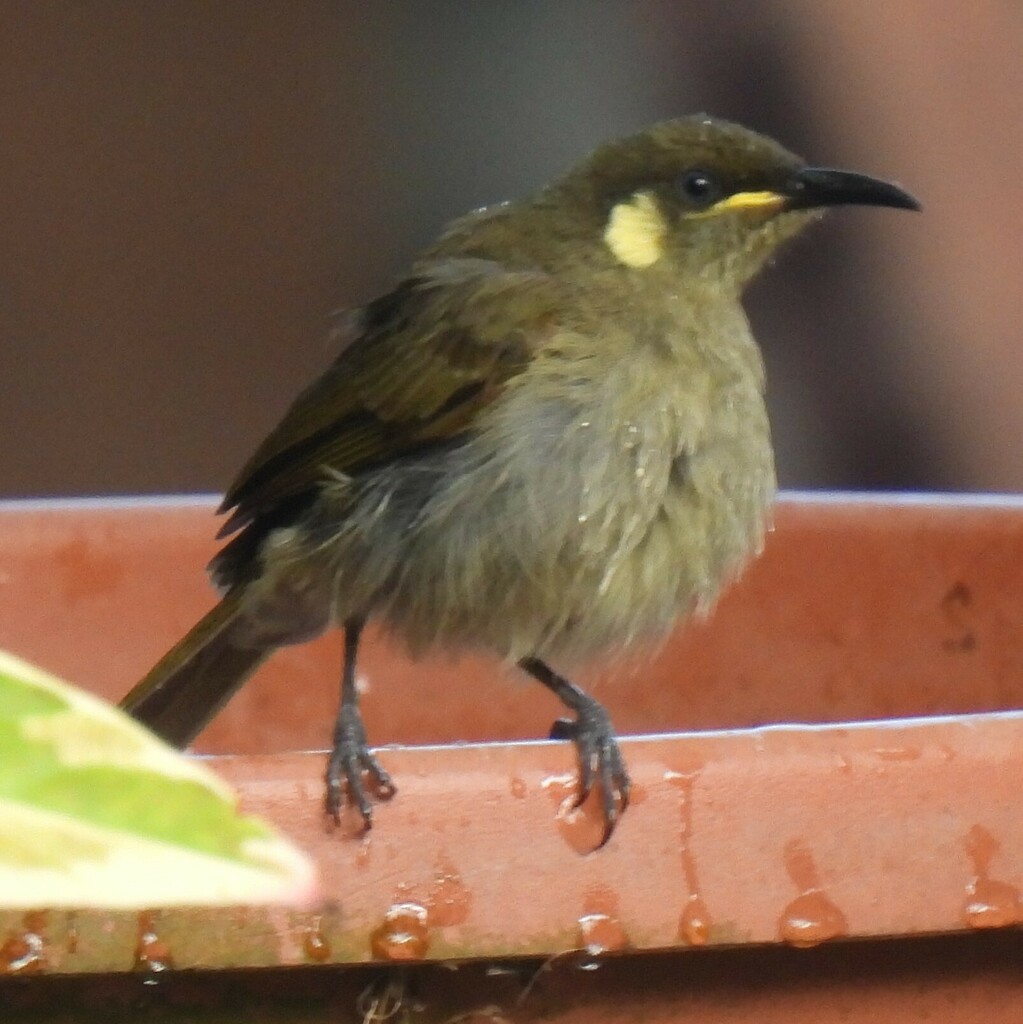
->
121, 114, 919, 847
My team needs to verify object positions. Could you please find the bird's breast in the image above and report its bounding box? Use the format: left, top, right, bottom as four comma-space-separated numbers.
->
366, 318, 775, 662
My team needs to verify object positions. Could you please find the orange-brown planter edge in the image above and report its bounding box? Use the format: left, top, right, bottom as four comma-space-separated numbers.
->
0, 491, 1022, 975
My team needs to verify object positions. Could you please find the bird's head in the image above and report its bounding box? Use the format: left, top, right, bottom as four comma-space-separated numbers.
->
546, 115, 919, 290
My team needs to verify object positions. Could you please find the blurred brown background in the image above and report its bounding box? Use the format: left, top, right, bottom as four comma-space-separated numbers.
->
1, 1, 1020, 499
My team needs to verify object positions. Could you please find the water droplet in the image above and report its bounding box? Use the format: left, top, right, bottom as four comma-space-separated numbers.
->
355, 838, 372, 869
510, 776, 528, 799
679, 895, 711, 946
428, 857, 473, 927
779, 891, 849, 947
577, 913, 628, 955
303, 915, 331, 962
778, 839, 848, 947
962, 824, 1022, 928
666, 767, 715, 945
873, 747, 921, 762
0, 911, 47, 974
133, 911, 174, 974
370, 902, 430, 961
963, 879, 1022, 929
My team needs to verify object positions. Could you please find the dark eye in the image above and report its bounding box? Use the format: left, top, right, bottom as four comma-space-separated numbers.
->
677, 169, 722, 208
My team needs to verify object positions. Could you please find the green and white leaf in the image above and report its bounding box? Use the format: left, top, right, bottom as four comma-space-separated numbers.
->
0, 650, 317, 909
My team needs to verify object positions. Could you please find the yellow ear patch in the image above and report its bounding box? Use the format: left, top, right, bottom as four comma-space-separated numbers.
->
604, 191, 667, 268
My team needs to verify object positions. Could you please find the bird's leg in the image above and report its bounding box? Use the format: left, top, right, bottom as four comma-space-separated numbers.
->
519, 656, 631, 846
325, 617, 396, 830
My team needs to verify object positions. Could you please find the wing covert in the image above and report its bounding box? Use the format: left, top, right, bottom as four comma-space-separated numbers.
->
218, 258, 560, 536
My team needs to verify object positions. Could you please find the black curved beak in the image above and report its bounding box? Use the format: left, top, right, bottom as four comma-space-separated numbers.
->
786, 167, 921, 212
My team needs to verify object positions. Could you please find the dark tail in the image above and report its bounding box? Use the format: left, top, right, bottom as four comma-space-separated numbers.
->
120, 591, 271, 748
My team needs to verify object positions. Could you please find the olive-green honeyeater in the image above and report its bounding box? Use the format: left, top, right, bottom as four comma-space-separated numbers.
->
122, 115, 918, 846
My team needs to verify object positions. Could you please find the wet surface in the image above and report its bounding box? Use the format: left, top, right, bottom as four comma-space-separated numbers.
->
778, 840, 849, 947
962, 824, 1022, 929
133, 911, 174, 975
302, 916, 331, 963
665, 768, 713, 946
0, 913, 47, 975
3, 495, 1023, 978
4, 933, 1023, 1021
370, 903, 430, 961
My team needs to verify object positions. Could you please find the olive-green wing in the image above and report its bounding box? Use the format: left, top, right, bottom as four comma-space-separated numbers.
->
218, 258, 559, 536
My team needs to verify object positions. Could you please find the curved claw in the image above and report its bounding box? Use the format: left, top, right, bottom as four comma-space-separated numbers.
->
549, 701, 631, 846
325, 710, 396, 831
594, 734, 631, 848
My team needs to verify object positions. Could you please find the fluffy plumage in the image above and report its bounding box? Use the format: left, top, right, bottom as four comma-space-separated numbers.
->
121, 115, 918, 843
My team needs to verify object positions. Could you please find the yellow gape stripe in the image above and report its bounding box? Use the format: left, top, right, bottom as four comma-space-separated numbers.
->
692, 190, 786, 218
604, 192, 667, 268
